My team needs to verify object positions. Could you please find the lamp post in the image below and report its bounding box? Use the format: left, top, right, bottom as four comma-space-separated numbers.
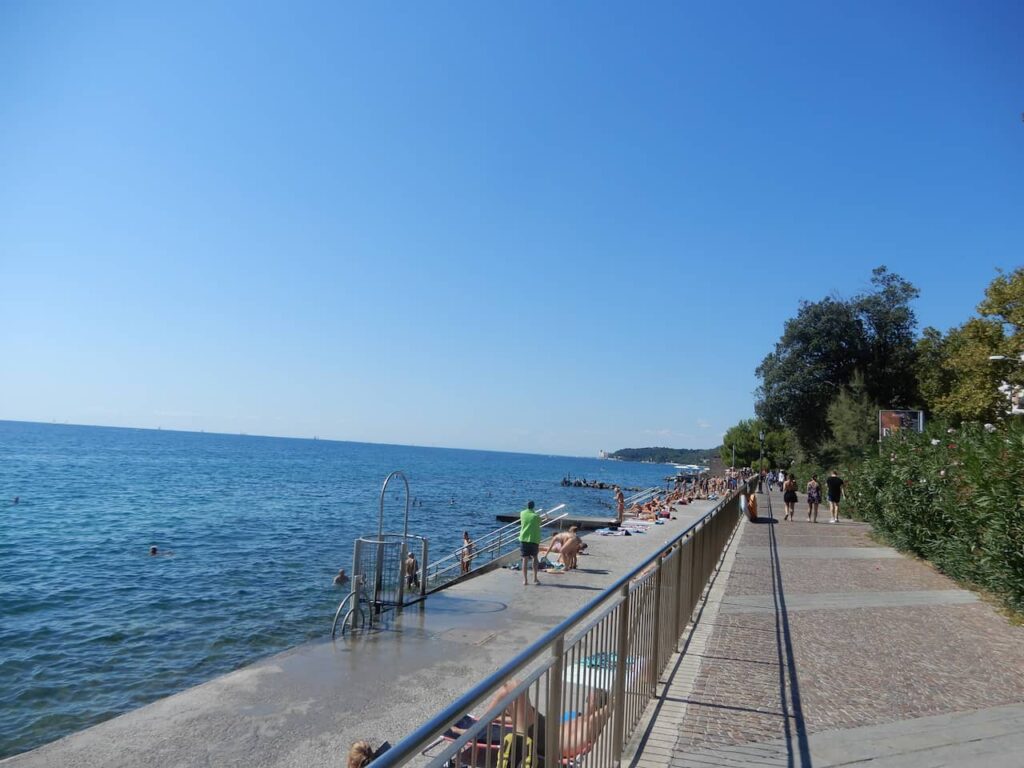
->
758, 430, 765, 493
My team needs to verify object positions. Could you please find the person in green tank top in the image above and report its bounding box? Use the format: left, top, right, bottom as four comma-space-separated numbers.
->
518, 500, 542, 585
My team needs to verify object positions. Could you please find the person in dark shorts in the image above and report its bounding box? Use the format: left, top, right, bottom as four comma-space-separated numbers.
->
826, 470, 844, 523
782, 473, 798, 520
519, 500, 542, 586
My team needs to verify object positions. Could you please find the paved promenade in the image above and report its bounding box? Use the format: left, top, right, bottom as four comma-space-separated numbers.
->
628, 488, 1024, 767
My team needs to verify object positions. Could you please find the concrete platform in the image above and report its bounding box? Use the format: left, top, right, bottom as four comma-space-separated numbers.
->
2, 500, 719, 768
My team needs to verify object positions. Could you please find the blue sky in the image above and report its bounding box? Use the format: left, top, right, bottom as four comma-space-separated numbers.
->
1, 1, 1022, 456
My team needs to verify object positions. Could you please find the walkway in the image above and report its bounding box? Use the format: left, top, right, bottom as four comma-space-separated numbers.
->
628, 488, 1024, 767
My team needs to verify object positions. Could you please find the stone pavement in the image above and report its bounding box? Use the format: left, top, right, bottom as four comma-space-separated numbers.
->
627, 488, 1024, 767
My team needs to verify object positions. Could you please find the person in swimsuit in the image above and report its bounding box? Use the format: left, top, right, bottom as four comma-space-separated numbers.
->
460, 531, 475, 574
782, 473, 798, 520
806, 475, 822, 523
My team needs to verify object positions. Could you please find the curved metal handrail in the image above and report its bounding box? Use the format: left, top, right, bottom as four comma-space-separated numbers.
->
426, 504, 567, 574
330, 575, 367, 638
426, 510, 569, 587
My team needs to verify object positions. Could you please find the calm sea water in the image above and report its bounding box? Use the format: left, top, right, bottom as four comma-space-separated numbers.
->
0, 420, 676, 758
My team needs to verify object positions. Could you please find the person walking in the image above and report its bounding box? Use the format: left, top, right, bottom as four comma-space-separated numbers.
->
826, 470, 845, 523
806, 475, 822, 523
782, 473, 798, 521
518, 500, 542, 585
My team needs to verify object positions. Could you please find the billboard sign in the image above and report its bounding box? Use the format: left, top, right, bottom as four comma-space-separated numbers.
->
879, 410, 925, 439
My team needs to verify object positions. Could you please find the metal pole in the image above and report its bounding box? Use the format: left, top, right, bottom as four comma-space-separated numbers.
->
546, 637, 564, 764
420, 539, 428, 598
611, 584, 631, 763
651, 555, 664, 678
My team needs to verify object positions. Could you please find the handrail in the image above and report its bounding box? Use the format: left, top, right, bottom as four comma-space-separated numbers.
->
372, 479, 755, 768
426, 510, 570, 587
624, 486, 661, 505
426, 505, 567, 573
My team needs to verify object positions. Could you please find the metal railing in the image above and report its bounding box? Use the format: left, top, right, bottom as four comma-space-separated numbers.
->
373, 481, 754, 768
624, 487, 660, 506
425, 505, 569, 590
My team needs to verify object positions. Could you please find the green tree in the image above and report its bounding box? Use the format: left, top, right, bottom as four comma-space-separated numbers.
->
826, 371, 879, 463
755, 266, 920, 458
917, 318, 1006, 423
720, 419, 796, 468
915, 268, 1024, 424
978, 267, 1024, 335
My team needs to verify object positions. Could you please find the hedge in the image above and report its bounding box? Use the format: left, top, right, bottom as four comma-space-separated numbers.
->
849, 421, 1024, 612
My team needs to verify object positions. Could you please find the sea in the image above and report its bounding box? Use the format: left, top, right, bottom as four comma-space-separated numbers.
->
0, 420, 679, 759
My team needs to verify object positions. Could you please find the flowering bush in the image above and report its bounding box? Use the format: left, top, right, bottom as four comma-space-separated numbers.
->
850, 421, 1024, 612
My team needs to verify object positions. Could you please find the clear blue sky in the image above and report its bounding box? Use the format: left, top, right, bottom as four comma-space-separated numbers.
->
2, 2, 1022, 456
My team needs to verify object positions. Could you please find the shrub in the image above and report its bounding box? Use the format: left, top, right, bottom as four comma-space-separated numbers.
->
850, 420, 1024, 612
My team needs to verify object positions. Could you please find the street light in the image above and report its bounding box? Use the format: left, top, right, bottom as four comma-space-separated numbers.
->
758, 430, 765, 492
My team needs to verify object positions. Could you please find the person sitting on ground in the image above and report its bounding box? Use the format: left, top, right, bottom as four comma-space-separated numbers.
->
450, 679, 611, 761
347, 740, 390, 768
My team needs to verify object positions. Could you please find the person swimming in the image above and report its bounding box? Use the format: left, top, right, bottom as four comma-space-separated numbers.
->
150, 546, 158, 556
333, 568, 350, 586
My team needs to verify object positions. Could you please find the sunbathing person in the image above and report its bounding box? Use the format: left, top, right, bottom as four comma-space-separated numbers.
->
449, 680, 612, 760
558, 529, 582, 570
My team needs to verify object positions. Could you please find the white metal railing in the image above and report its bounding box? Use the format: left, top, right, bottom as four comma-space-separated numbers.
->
425, 505, 568, 590
372, 480, 755, 768
624, 487, 660, 506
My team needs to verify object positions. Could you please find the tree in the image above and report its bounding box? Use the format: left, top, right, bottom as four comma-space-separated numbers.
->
917, 319, 1006, 423
755, 298, 863, 453
978, 267, 1024, 336
720, 419, 796, 468
856, 267, 920, 408
755, 266, 920, 459
915, 269, 1024, 424
826, 371, 879, 463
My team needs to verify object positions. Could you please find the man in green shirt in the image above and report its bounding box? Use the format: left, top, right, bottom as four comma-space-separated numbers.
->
518, 500, 542, 585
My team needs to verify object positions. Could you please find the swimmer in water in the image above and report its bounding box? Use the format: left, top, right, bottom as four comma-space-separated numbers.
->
149, 546, 159, 556
333, 568, 349, 586
13, 496, 19, 505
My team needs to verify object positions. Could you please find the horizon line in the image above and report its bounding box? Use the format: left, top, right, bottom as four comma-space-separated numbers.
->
0, 418, 720, 460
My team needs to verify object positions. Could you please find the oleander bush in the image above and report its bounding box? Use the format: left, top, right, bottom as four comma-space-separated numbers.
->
850, 421, 1024, 612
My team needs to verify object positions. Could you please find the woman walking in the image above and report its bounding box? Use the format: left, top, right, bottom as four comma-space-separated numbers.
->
806, 475, 822, 523
782, 473, 798, 521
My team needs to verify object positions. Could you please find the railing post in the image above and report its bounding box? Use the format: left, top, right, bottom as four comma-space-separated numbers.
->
651, 555, 664, 682
612, 583, 631, 764
420, 539, 429, 598
672, 541, 682, 643
546, 637, 564, 764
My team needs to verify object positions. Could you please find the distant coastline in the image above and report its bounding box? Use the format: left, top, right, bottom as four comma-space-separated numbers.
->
608, 446, 719, 465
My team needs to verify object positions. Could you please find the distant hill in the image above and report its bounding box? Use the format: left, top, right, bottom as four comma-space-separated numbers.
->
609, 446, 720, 465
